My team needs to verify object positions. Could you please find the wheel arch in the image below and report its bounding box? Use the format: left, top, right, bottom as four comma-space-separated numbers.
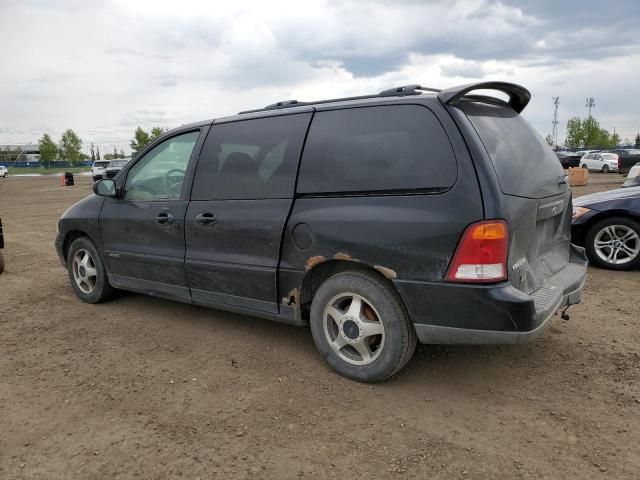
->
574, 209, 640, 246
62, 230, 98, 262
298, 259, 409, 322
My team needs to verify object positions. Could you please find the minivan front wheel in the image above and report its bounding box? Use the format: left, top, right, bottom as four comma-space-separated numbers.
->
66, 236, 114, 303
310, 271, 416, 382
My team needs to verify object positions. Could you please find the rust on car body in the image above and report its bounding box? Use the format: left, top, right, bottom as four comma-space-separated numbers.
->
305, 255, 326, 271
374, 265, 397, 279
282, 288, 300, 306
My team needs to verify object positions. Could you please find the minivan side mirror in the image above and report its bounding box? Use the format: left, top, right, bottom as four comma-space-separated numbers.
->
93, 179, 117, 197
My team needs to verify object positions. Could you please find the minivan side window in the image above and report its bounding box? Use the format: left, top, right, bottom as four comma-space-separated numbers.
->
124, 131, 200, 201
297, 105, 457, 194
191, 113, 312, 200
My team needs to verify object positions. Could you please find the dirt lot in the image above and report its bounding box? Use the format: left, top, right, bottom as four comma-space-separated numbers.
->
0, 173, 638, 479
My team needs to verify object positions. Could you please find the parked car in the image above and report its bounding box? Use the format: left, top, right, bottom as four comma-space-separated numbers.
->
91, 160, 110, 181
622, 163, 640, 188
555, 151, 581, 169
0, 165, 8, 178
574, 149, 600, 157
572, 187, 640, 270
580, 152, 619, 172
606, 149, 640, 176
55, 81, 587, 382
103, 158, 131, 179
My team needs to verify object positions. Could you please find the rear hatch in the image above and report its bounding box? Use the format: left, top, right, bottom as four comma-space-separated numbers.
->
461, 100, 571, 294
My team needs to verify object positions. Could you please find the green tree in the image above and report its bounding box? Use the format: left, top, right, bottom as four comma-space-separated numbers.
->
565, 117, 584, 149
130, 127, 151, 155
583, 117, 601, 148
119, 148, 126, 159
610, 132, 621, 149
544, 134, 554, 146
150, 126, 167, 141
38, 134, 58, 168
90, 142, 96, 162
59, 129, 83, 166
635, 133, 640, 149
104, 153, 115, 160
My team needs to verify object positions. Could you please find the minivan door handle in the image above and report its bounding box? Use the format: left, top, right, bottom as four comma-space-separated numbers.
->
156, 212, 174, 225
195, 212, 217, 226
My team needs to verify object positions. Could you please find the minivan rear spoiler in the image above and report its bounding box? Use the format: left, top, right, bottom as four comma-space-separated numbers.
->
437, 81, 531, 114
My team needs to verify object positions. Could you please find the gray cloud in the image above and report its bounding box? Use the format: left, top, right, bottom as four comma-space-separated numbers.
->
0, 0, 639, 150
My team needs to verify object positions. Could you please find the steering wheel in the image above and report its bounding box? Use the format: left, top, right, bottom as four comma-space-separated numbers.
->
163, 168, 186, 196
125, 183, 156, 200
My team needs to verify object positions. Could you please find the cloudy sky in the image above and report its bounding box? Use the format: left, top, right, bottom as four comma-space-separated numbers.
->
1, 0, 639, 153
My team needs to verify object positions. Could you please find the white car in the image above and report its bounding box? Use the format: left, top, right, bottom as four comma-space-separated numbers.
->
91, 160, 110, 181
0, 166, 7, 178
574, 149, 600, 157
580, 152, 619, 173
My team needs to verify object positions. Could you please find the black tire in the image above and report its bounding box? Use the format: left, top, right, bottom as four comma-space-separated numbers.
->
585, 216, 640, 270
309, 271, 416, 382
602, 164, 609, 173
581, 164, 588, 169
66, 236, 115, 303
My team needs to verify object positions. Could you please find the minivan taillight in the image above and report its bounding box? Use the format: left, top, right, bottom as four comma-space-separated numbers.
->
446, 220, 508, 283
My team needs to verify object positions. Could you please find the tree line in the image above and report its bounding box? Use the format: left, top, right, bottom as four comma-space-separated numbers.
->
35, 126, 169, 167
562, 115, 627, 150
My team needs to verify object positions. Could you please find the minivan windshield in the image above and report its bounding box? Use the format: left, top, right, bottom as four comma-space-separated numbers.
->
461, 100, 565, 199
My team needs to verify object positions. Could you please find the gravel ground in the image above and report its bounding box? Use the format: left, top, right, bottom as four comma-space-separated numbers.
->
0, 173, 638, 479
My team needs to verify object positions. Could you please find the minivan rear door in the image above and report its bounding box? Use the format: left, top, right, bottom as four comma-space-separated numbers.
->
184, 112, 312, 313
458, 100, 572, 294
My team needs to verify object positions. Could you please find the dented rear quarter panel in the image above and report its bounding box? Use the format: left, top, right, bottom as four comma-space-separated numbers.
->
278, 98, 485, 323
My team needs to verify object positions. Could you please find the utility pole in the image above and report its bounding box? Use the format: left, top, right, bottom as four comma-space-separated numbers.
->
585, 97, 595, 148
586, 97, 595, 118
552, 96, 559, 149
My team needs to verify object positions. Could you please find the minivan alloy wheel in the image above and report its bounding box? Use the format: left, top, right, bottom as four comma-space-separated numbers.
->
593, 225, 640, 265
323, 292, 385, 365
72, 249, 98, 294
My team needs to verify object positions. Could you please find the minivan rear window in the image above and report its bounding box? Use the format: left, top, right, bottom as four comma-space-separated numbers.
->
461, 101, 565, 199
297, 105, 456, 194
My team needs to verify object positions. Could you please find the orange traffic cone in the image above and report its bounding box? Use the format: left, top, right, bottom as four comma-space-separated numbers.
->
60, 174, 65, 186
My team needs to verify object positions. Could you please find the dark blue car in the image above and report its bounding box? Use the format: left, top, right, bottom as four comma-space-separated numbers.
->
572, 187, 640, 270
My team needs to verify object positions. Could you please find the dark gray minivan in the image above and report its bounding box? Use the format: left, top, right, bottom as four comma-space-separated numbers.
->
56, 82, 587, 382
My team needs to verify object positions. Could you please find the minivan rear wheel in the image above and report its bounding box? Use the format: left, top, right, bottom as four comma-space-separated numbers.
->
309, 271, 416, 382
602, 164, 610, 173
66, 236, 115, 303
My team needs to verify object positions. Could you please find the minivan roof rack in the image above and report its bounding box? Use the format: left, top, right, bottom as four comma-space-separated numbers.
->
238, 84, 441, 114
238, 81, 530, 115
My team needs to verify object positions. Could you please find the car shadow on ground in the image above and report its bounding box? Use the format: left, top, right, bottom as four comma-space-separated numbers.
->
104, 289, 558, 388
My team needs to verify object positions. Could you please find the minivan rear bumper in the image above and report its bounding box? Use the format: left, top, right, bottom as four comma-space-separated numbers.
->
395, 244, 588, 344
